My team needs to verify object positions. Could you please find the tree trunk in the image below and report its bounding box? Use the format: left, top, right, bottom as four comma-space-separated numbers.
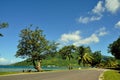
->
32, 60, 42, 72
36, 60, 42, 72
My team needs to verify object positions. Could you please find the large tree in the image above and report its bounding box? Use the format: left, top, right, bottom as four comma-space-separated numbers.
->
108, 37, 120, 59
0, 22, 8, 37
15, 27, 49, 72
59, 45, 76, 70
91, 51, 102, 67
77, 46, 93, 67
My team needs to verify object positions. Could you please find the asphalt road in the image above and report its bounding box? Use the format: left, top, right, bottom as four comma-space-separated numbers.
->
0, 69, 104, 80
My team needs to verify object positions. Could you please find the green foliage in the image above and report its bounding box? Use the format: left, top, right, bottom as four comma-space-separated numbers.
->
0, 22, 8, 28
13, 53, 78, 67
0, 22, 8, 37
59, 45, 76, 60
14, 27, 120, 69
16, 27, 48, 59
99, 56, 118, 68
59, 45, 76, 69
108, 37, 120, 59
13, 51, 119, 69
15, 26, 50, 71
104, 57, 118, 68
91, 51, 102, 67
77, 46, 93, 66
45, 41, 59, 57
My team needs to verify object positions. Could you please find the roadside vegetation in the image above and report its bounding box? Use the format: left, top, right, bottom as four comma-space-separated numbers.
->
0, 72, 20, 75
103, 70, 120, 80
10, 25, 120, 71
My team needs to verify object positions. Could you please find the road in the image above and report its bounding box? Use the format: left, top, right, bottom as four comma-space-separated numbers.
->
0, 69, 104, 80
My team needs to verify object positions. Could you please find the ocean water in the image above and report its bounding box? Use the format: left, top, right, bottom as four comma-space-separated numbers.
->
0, 65, 67, 72
0, 65, 34, 72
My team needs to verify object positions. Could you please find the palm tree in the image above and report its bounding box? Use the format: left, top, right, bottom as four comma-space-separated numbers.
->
0, 22, 8, 37
59, 45, 76, 70
77, 46, 93, 67
105, 57, 118, 68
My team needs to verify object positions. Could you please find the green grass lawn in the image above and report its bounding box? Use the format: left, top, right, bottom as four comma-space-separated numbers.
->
103, 70, 120, 80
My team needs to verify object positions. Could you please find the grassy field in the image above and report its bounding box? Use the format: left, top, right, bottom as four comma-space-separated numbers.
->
103, 70, 120, 80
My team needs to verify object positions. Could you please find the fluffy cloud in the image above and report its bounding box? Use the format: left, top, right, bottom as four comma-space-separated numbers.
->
115, 21, 120, 28
96, 27, 108, 36
105, 0, 120, 13
78, 16, 102, 24
78, 1, 104, 24
73, 34, 99, 46
92, 1, 105, 15
59, 27, 108, 46
60, 30, 81, 42
78, 0, 120, 24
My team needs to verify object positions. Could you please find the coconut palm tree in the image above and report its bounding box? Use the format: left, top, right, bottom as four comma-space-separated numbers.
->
59, 45, 76, 70
77, 46, 93, 67
105, 57, 118, 68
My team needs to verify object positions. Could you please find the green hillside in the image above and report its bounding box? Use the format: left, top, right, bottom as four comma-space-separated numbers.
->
11, 53, 79, 67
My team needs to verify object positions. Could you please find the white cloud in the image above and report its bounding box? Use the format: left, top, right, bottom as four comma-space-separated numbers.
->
96, 27, 108, 36
78, 17, 89, 24
78, 15, 102, 24
78, 1, 104, 24
59, 28, 108, 46
0, 57, 18, 65
60, 30, 81, 42
105, 0, 120, 13
73, 34, 99, 46
92, 1, 105, 15
78, 0, 120, 24
115, 21, 120, 28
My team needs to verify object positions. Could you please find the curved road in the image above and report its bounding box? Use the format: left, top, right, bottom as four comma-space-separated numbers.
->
0, 69, 104, 80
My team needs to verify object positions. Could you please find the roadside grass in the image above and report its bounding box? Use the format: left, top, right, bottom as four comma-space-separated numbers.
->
0, 72, 20, 75
0, 70, 53, 76
103, 70, 120, 80
0, 68, 99, 76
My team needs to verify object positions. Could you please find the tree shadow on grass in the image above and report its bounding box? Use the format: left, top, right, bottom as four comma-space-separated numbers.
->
105, 68, 120, 73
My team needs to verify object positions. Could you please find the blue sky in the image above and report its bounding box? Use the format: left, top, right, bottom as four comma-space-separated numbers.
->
0, 0, 120, 65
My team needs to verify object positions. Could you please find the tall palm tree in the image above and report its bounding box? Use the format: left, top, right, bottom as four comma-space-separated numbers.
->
77, 46, 93, 67
59, 45, 76, 70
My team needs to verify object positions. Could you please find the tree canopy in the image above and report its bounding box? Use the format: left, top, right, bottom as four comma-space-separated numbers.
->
59, 45, 76, 69
15, 27, 49, 71
108, 37, 120, 59
77, 46, 93, 66
91, 51, 102, 67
